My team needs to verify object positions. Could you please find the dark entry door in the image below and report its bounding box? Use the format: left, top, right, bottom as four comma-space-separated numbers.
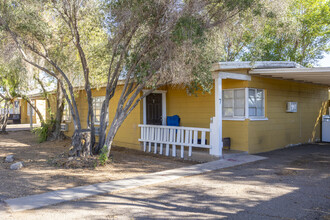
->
146, 93, 162, 125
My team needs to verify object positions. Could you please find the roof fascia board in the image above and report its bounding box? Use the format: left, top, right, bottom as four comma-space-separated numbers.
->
216, 71, 251, 81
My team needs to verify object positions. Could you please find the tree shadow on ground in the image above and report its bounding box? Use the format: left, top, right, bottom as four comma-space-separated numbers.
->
35, 144, 330, 219
0, 131, 197, 199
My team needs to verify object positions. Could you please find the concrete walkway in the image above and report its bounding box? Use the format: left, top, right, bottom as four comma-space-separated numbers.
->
6, 124, 40, 131
5, 154, 266, 212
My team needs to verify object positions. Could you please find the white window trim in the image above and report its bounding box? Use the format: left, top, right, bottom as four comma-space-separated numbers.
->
249, 117, 268, 121
143, 90, 167, 125
247, 88, 266, 119
222, 88, 267, 121
222, 88, 246, 120
223, 118, 246, 121
93, 96, 106, 125
62, 103, 71, 122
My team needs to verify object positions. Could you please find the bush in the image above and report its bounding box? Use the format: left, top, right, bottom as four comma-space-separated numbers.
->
32, 119, 55, 143
98, 145, 109, 166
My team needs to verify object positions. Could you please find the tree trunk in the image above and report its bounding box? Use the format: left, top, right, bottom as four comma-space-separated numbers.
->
94, 100, 110, 154
0, 101, 9, 133
104, 114, 124, 157
49, 82, 65, 140
22, 96, 45, 125
35, 76, 53, 120
104, 126, 116, 158
86, 94, 95, 152
69, 129, 92, 157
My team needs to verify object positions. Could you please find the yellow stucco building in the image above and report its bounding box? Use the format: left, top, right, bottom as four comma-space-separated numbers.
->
20, 62, 330, 156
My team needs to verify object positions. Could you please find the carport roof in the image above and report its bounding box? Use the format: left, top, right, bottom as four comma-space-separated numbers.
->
249, 67, 330, 86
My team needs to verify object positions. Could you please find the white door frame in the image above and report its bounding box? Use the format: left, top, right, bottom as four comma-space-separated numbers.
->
143, 90, 167, 125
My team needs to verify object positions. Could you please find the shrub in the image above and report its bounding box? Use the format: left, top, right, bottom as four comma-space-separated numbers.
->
32, 119, 55, 143
98, 145, 109, 166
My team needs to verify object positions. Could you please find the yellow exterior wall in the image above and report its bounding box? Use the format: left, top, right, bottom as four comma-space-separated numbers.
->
166, 71, 328, 153
20, 100, 29, 124
22, 70, 328, 155
166, 77, 250, 152
222, 76, 250, 151
20, 97, 50, 124
20, 99, 37, 124
166, 85, 214, 129
62, 86, 142, 150
247, 76, 329, 154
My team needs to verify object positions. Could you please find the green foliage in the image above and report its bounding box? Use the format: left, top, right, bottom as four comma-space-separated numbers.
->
210, 0, 329, 66
33, 125, 49, 143
1, 0, 264, 155
241, 0, 330, 66
171, 16, 205, 45
32, 119, 55, 143
98, 145, 109, 166
0, 58, 25, 97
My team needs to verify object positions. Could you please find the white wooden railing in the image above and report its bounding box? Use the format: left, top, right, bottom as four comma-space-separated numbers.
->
138, 124, 212, 158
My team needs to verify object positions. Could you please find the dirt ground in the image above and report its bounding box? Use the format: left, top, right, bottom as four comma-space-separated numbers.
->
1, 143, 329, 219
0, 131, 197, 200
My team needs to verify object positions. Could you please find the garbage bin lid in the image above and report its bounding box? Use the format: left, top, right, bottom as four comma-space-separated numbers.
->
323, 115, 330, 120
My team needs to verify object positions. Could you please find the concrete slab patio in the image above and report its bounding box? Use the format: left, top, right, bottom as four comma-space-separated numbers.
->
4, 153, 266, 212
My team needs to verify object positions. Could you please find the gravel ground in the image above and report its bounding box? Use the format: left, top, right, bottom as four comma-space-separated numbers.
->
1, 143, 329, 219
0, 131, 197, 199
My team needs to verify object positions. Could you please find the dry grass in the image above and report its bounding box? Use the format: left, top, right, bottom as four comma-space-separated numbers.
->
0, 131, 197, 199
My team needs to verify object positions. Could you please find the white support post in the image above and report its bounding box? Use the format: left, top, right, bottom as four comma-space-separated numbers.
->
210, 74, 223, 157
29, 103, 33, 129
142, 127, 146, 151
181, 129, 184, 158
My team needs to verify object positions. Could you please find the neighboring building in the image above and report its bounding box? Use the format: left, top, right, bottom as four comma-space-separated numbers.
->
21, 61, 330, 156
0, 99, 22, 124
20, 97, 48, 125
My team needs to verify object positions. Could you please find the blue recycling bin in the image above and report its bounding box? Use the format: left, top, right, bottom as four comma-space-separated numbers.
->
167, 115, 180, 126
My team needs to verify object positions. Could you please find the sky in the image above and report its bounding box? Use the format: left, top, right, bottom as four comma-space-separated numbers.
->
318, 53, 330, 67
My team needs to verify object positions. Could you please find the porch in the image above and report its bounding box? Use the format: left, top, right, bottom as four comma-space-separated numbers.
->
138, 70, 252, 159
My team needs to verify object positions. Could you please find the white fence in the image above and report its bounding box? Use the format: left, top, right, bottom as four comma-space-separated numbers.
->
138, 124, 213, 158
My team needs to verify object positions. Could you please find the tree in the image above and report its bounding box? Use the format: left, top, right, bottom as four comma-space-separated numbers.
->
0, 0, 258, 157
208, 0, 330, 67
0, 57, 46, 132
241, 0, 330, 66
0, 58, 24, 133
0, 100, 10, 132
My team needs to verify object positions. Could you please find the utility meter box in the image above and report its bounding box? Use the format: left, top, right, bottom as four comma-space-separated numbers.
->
286, 102, 297, 113
60, 123, 68, 132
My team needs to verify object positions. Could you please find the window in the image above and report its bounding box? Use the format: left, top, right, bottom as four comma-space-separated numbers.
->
13, 101, 20, 114
248, 88, 265, 117
222, 88, 265, 119
223, 89, 245, 118
62, 103, 71, 122
27, 100, 36, 116
93, 96, 105, 124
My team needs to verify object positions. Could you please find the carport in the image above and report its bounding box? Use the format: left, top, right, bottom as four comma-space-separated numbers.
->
249, 67, 330, 86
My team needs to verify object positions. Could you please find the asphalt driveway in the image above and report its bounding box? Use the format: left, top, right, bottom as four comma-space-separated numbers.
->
2, 144, 330, 219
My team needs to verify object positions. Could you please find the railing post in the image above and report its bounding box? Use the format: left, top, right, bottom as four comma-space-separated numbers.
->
138, 124, 213, 158
142, 127, 146, 152
180, 129, 184, 158
160, 127, 164, 154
